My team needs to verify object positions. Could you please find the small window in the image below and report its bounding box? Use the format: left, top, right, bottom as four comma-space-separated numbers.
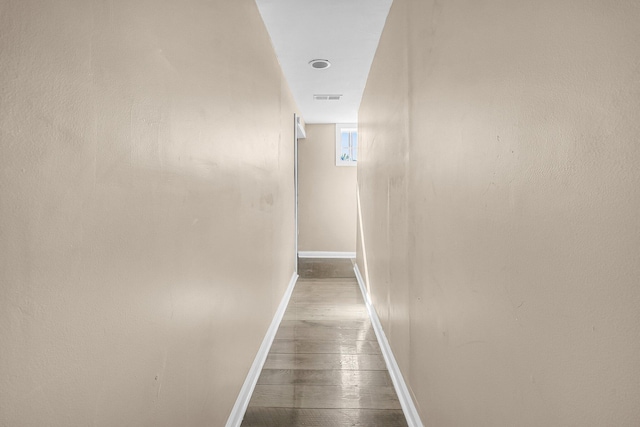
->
336, 123, 358, 166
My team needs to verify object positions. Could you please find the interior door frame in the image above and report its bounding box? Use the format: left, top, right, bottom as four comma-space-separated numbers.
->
294, 113, 300, 273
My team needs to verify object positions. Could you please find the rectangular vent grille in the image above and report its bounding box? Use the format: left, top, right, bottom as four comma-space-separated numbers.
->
314, 94, 342, 101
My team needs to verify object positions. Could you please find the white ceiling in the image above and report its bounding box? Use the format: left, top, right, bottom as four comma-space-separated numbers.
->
255, 0, 393, 124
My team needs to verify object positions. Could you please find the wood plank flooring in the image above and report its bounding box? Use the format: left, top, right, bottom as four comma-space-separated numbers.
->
240, 259, 408, 427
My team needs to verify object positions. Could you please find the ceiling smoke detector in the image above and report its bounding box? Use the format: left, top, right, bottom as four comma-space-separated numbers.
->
309, 59, 331, 69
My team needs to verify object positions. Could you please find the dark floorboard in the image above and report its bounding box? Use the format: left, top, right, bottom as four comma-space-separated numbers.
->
242, 407, 409, 427
297, 258, 356, 279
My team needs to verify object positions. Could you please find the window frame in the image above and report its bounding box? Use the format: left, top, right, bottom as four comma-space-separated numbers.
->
335, 123, 358, 167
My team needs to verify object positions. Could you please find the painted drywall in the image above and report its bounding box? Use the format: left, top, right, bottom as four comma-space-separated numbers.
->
0, 1, 298, 425
358, 0, 640, 426
298, 124, 357, 253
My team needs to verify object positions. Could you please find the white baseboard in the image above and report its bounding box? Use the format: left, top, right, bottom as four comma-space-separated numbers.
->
298, 251, 356, 259
353, 264, 424, 427
225, 271, 298, 427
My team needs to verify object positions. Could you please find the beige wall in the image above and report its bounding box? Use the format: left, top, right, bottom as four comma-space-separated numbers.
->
358, 0, 640, 426
0, 1, 298, 425
298, 124, 357, 253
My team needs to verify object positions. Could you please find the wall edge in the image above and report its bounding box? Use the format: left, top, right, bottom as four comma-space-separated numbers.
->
354, 263, 424, 427
225, 271, 299, 427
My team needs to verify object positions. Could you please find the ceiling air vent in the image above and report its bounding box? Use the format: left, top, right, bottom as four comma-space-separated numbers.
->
314, 94, 342, 101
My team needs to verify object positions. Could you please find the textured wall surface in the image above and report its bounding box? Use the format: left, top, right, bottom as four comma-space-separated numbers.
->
0, 1, 298, 425
358, 0, 640, 425
298, 124, 357, 253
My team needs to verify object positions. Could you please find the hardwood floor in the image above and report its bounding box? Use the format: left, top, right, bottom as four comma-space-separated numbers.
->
240, 258, 408, 427
297, 258, 356, 279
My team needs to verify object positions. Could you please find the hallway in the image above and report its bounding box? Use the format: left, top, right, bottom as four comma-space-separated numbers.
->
240, 259, 408, 426
2, 1, 640, 425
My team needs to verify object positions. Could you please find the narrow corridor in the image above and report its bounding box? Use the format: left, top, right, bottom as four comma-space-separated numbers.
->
240, 259, 408, 426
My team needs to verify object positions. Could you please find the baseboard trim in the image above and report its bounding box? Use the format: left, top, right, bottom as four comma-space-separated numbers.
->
225, 271, 299, 427
298, 251, 356, 259
353, 263, 424, 427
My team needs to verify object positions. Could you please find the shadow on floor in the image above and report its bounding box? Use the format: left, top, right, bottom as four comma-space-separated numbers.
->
298, 258, 355, 279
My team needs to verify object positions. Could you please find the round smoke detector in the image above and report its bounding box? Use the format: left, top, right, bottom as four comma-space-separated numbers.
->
309, 59, 331, 69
